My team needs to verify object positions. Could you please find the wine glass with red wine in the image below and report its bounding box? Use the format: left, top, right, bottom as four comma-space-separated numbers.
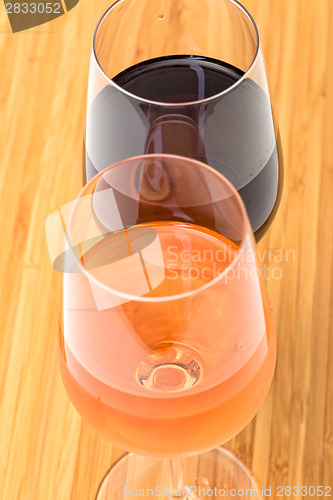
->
84, 0, 283, 241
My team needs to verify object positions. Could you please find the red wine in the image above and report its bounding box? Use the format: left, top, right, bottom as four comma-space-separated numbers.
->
114, 55, 244, 102
85, 55, 283, 240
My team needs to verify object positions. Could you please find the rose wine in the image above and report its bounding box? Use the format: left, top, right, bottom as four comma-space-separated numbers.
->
85, 55, 283, 240
60, 221, 275, 456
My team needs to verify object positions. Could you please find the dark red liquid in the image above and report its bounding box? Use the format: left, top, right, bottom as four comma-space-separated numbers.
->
85, 55, 283, 240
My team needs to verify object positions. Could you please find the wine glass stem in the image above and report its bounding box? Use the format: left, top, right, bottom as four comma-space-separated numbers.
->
169, 458, 187, 498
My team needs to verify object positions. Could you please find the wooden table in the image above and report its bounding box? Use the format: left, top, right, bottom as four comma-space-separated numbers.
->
0, 0, 332, 498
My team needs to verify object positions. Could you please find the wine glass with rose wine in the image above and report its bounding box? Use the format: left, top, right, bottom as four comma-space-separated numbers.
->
46, 154, 275, 498
84, 0, 283, 241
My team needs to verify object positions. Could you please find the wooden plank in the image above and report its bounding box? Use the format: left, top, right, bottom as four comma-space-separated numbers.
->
0, 0, 332, 498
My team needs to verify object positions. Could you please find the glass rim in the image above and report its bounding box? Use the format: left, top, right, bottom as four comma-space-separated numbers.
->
68, 154, 249, 303
92, 0, 260, 107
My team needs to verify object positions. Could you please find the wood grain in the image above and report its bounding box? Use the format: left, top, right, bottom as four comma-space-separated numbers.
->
0, 1, 332, 499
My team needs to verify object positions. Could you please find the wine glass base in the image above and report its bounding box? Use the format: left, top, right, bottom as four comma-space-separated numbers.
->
96, 448, 262, 499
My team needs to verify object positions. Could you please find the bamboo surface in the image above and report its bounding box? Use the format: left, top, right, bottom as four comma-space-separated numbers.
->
0, 0, 332, 499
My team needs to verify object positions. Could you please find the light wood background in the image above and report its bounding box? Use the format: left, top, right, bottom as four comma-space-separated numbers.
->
0, 0, 332, 499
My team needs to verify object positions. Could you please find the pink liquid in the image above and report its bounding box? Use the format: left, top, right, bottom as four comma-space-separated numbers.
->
60, 222, 275, 455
